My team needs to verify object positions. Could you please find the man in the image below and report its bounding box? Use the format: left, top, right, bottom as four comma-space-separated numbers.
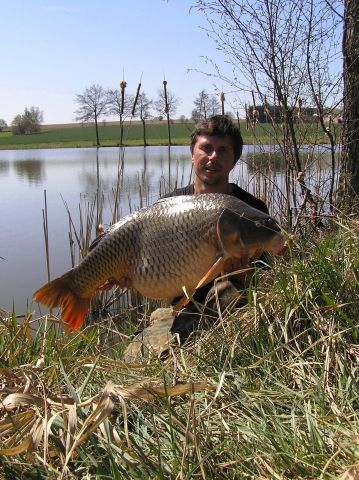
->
163, 114, 267, 211
123, 115, 270, 362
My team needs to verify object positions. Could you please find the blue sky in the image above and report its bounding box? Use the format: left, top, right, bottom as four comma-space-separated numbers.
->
0, 0, 238, 125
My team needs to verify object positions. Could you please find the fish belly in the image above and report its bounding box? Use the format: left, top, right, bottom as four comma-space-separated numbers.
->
132, 242, 218, 299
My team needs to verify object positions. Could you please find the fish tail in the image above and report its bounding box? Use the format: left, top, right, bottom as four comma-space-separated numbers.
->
33, 272, 90, 331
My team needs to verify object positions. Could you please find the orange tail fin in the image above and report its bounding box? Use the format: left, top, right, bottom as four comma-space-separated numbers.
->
33, 272, 90, 332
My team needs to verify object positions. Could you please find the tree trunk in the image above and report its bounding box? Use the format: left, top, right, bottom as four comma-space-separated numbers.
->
141, 117, 147, 146
94, 115, 100, 146
340, 0, 359, 206
120, 113, 124, 146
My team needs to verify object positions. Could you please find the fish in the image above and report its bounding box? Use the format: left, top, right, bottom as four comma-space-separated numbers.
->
33, 193, 285, 331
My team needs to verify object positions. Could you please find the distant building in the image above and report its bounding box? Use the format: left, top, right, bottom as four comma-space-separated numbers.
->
246, 104, 342, 124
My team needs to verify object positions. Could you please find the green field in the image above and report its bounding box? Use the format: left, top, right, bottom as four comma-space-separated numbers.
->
0, 122, 195, 149
0, 120, 341, 149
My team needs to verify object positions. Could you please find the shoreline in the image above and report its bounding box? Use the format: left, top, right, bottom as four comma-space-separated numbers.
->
0, 120, 340, 151
0, 139, 337, 151
0, 142, 189, 151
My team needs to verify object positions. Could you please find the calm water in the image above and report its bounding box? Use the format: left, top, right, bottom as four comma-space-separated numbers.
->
0, 146, 191, 314
0, 145, 335, 314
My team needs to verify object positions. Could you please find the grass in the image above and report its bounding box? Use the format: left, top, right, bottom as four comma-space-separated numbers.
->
0, 122, 195, 149
0, 215, 358, 479
0, 121, 342, 149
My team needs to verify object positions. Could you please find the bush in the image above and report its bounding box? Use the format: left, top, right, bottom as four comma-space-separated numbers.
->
0, 119, 8, 131
11, 107, 43, 135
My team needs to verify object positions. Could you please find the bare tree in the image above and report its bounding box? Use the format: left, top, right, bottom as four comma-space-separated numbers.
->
0, 119, 8, 131
107, 85, 134, 146
133, 92, 153, 146
154, 87, 180, 119
340, 0, 359, 207
192, 90, 221, 121
194, 0, 343, 226
74, 84, 108, 146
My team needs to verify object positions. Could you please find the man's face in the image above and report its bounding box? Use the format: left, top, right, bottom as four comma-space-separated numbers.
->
192, 134, 236, 187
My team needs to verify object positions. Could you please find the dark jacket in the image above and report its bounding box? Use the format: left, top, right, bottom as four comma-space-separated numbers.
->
161, 183, 269, 215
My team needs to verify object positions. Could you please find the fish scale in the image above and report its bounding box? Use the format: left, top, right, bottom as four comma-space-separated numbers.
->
33, 193, 284, 331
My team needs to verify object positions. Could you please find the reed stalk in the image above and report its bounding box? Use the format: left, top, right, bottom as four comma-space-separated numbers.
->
42, 190, 51, 283
163, 80, 171, 146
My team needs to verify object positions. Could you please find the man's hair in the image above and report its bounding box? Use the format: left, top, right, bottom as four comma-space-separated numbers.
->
190, 115, 243, 162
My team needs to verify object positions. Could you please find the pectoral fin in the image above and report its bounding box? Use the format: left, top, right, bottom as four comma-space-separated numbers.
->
172, 255, 228, 315
97, 276, 133, 291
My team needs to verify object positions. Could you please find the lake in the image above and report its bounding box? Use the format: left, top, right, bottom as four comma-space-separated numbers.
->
0, 145, 335, 315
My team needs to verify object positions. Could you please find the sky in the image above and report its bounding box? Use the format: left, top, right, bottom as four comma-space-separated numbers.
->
0, 0, 239, 125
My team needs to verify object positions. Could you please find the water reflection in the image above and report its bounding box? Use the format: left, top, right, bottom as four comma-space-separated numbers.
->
143, 148, 147, 174
73, 148, 182, 214
13, 159, 44, 184
246, 149, 338, 174
246, 151, 286, 173
0, 160, 10, 175
167, 146, 172, 190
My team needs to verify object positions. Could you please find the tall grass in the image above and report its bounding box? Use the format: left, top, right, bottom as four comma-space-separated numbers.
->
0, 214, 358, 479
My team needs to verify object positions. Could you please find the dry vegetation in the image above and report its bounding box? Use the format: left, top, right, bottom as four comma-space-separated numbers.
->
0, 214, 358, 479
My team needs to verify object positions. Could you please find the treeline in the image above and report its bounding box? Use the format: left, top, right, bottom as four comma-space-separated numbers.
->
0, 84, 230, 145
72, 83, 232, 146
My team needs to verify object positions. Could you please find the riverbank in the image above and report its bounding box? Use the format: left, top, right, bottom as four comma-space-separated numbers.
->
0, 215, 358, 478
0, 120, 341, 150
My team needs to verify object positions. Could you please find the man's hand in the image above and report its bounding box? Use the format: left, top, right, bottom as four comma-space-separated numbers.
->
97, 276, 133, 291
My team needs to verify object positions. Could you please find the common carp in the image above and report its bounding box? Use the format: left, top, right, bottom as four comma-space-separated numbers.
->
33, 193, 284, 331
